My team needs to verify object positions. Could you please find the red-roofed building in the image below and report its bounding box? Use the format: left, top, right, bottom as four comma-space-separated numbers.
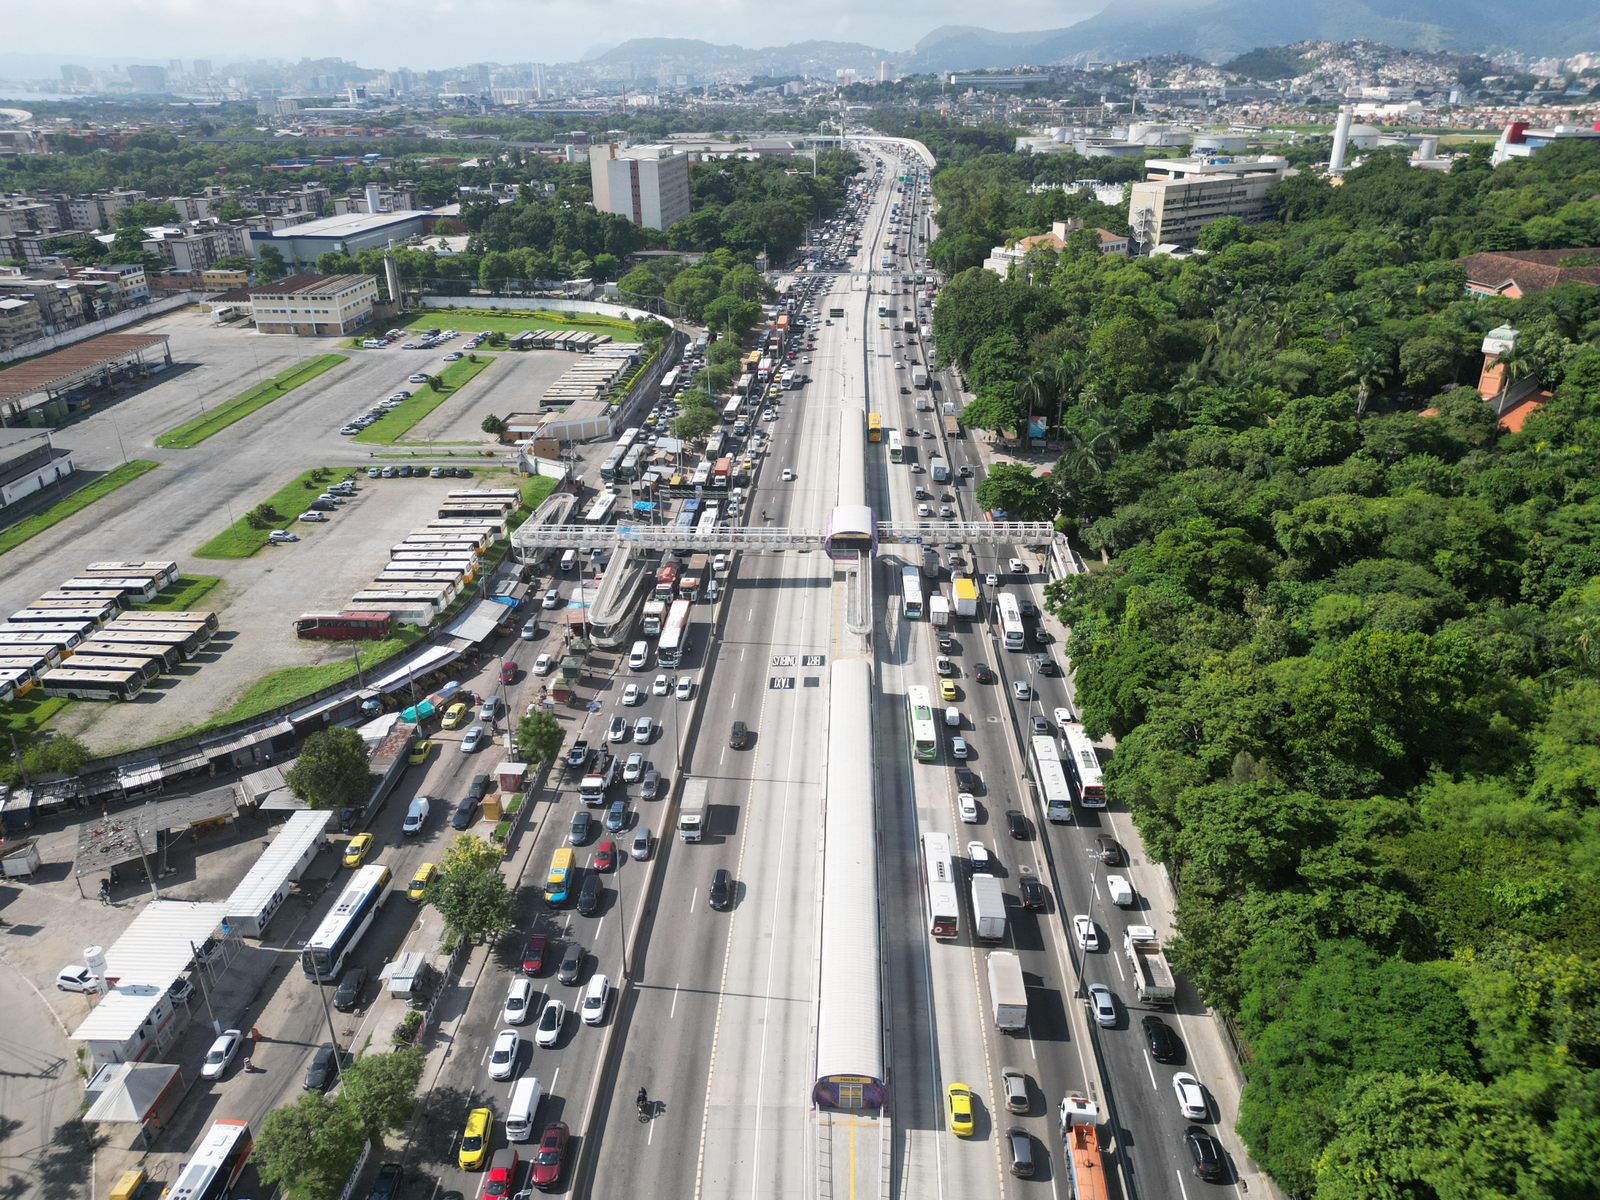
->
1454, 248, 1600, 299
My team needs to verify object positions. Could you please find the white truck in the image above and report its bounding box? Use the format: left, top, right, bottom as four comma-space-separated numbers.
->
1106, 874, 1135, 907
912, 365, 928, 389
1, 838, 41, 880
952, 576, 978, 618
929, 594, 951, 627
987, 951, 1027, 1031
971, 873, 1007, 940
678, 778, 709, 842
1124, 925, 1177, 1006
580, 753, 617, 806
641, 599, 666, 637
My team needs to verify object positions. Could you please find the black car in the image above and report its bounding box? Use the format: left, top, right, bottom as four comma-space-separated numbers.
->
332, 965, 367, 1011
1020, 599, 1038, 618
1007, 1128, 1035, 1178
1018, 871, 1046, 911
973, 663, 994, 684
577, 872, 602, 916
1096, 835, 1122, 865
451, 795, 478, 829
1006, 810, 1030, 840
640, 769, 661, 800
468, 772, 491, 800
1143, 1015, 1183, 1063
558, 944, 584, 984
303, 1042, 352, 1090
1184, 1126, 1227, 1182
369, 1163, 403, 1200
956, 768, 982, 795
709, 869, 733, 910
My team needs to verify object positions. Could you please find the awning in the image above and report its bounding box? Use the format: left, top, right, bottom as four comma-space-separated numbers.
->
442, 599, 510, 647
400, 699, 437, 722
84, 1063, 181, 1123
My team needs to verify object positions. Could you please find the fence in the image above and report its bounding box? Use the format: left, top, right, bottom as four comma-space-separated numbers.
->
0, 293, 199, 364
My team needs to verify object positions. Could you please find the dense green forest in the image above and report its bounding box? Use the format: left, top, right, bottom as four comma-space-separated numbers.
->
940, 140, 1600, 1198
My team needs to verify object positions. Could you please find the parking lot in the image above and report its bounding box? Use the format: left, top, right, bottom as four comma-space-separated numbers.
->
0, 306, 582, 752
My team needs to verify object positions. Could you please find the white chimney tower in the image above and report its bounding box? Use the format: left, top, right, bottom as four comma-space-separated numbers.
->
1328, 109, 1353, 174
365, 183, 382, 214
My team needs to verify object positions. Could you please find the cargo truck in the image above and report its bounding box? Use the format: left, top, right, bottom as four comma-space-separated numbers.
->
713, 457, 731, 488
1124, 925, 1177, 1006
942, 414, 962, 439
678, 778, 709, 842
922, 546, 941, 579
931, 460, 948, 482
680, 554, 708, 599
903, 318, 916, 333
929, 594, 951, 627
641, 600, 666, 637
952, 576, 978, 618
653, 564, 678, 601
580, 752, 617, 805
912, 365, 928, 389
971, 873, 1007, 940
987, 951, 1027, 1031
920, 324, 931, 340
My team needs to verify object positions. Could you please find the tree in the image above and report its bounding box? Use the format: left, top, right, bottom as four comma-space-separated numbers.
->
1342, 348, 1393, 414
960, 390, 1027, 433
517, 711, 565, 763
284, 728, 371, 812
257, 245, 287, 281
428, 834, 515, 942
339, 1049, 424, 1141
253, 1092, 366, 1200
975, 464, 1057, 521
670, 408, 716, 442
20, 734, 90, 778
481, 414, 504, 434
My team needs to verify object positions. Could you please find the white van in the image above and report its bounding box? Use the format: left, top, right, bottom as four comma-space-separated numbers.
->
402, 796, 430, 836
505, 1075, 543, 1142
581, 973, 611, 1025
628, 641, 649, 670
560, 548, 577, 573
944, 706, 961, 728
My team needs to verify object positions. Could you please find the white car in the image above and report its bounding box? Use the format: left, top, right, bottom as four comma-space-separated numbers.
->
1012, 680, 1030, 701
633, 717, 653, 745
1074, 915, 1099, 951
958, 792, 978, 823
917, 503, 931, 517
1009, 558, 1026, 575
581, 974, 611, 1026
623, 752, 644, 783
201, 1029, 242, 1080
607, 716, 628, 743
1054, 705, 1075, 727
541, 588, 561, 609
967, 841, 990, 872
536, 997, 564, 1047
652, 674, 670, 696
267, 530, 298, 544
1088, 984, 1117, 1028
504, 977, 534, 1025
1173, 1072, 1208, 1120
676, 676, 694, 700
985, 572, 999, 587
533, 653, 554, 675
623, 684, 641, 706
298, 511, 327, 523
488, 1029, 520, 1080
781, 469, 794, 481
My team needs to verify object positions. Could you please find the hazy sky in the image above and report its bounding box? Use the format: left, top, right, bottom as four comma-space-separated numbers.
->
9, 0, 1113, 71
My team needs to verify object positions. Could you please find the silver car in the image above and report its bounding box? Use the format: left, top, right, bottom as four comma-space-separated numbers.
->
1088, 984, 1117, 1028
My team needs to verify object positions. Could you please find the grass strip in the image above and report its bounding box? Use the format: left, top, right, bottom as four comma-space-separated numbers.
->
393, 309, 634, 339
156, 354, 347, 448
0, 691, 68, 737
196, 630, 424, 730
130, 574, 222, 612
0, 460, 159, 558
353, 355, 494, 445
193, 466, 346, 559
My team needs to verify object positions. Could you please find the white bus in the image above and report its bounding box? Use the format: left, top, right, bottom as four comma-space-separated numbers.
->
169, 1119, 254, 1200
657, 598, 693, 667
1061, 724, 1106, 807
302, 863, 391, 980
1031, 735, 1074, 823
906, 684, 937, 761
998, 592, 1025, 651
887, 429, 904, 463
722, 397, 743, 423
920, 832, 959, 939
692, 462, 713, 487
583, 493, 618, 525
902, 566, 924, 620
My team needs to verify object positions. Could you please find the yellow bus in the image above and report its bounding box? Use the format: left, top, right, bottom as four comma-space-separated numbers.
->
867, 413, 882, 442
545, 847, 575, 906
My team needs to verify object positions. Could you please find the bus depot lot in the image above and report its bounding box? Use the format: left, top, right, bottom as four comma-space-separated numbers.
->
392, 350, 572, 445
22, 476, 501, 753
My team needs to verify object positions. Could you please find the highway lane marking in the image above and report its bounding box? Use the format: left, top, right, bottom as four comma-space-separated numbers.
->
670, 982, 681, 1018
689, 888, 698, 914
1143, 1049, 1159, 1090
1175, 1168, 1192, 1200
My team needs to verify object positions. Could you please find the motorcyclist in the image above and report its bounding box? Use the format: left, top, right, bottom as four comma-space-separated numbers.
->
637, 1086, 649, 1113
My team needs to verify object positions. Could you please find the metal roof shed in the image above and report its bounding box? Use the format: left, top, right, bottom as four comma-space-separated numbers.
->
224, 809, 332, 937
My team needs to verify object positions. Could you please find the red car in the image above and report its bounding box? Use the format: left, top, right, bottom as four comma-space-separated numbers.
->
594, 839, 616, 871
521, 933, 548, 975
530, 1121, 568, 1190
500, 660, 517, 684
484, 1148, 518, 1198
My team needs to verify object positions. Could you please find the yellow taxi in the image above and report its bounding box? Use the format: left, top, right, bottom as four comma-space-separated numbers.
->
947, 1083, 974, 1136
459, 1107, 493, 1170
441, 702, 469, 730
939, 678, 957, 702
408, 862, 437, 902
408, 739, 432, 765
342, 832, 374, 868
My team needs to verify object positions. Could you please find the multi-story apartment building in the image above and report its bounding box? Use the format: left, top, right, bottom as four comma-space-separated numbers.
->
589, 144, 692, 230
0, 296, 43, 351
1126, 156, 1290, 251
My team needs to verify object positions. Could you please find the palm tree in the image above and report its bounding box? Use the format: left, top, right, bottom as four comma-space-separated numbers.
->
1324, 292, 1370, 338
1167, 371, 1204, 421
1488, 339, 1539, 396
1342, 349, 1393, 414
1060, 413, 1124, 480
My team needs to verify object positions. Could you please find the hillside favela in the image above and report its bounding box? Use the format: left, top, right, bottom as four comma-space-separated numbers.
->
1, 2, 1598, 1199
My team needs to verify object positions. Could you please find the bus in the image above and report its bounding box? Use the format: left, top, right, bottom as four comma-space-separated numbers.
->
0, 637, 68, 667
0, 656, 52, 686
998, 592, 1025, 651
65, 652, 162, 682
657, 599, 692, 667
902, 567, 924, 620
600, 448, 626, 482
906, 684, 938, 761
722, 396, 743, 424
302, 863, 391, 980
583, 493, 618, 525
37, 666, 145, 701
887, 430, 903, 463
619, 445, 644, 481
545, 846, 575, 905
920, 832, 960, 939
78, 639, 183, 671
1031, 735, 1074, 822
1062, 724, 1106, 807
116, 609, 219, 635
168, 1119, 254, 1200
867, 413, 882, 442
84, 628, 199, 662
295, 611, 394, 641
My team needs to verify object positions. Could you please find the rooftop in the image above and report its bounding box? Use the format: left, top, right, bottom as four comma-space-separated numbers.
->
0, 332, 170, 409
70, 900, 229, 1043
254, 207, 427, 240
1455, 248, 1600, 294
248, 273, 374, 297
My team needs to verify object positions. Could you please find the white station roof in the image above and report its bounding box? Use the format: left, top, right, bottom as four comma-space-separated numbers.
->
71, 900, 227, 1043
